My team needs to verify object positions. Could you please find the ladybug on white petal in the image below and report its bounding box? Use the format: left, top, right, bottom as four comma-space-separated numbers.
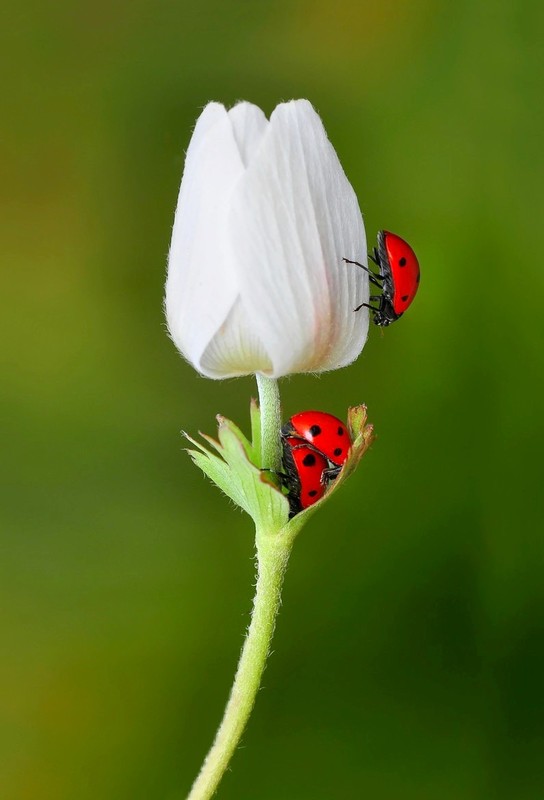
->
344, 230, 420, 326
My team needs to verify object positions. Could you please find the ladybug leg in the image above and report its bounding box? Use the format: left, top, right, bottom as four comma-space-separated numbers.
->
322, 465, 341, 482
261, 466, 289, 493
343, 257, 366, 268
343, 257, 383, 287
261, 467, 289, 480
354, 301, 379, 313
368, 274, 383, 288
369, 246, 386, 272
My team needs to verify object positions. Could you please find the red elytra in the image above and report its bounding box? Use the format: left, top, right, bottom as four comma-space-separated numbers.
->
282, 436, 329, 514
281, 411, 351, 467
345, 230, 420, 326
379, 231, 420, 316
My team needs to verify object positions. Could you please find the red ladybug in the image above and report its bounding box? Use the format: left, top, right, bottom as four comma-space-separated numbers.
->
344, 230, 420, 326
282, 436, 329, 516
281, 411, 352, 469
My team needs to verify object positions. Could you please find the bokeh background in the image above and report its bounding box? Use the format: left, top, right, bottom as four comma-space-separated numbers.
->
2, 1, 544, 798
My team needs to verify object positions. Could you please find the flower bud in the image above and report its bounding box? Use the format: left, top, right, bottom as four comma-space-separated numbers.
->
165, 99, 369, 379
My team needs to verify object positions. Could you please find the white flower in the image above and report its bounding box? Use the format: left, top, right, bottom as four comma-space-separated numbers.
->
165, 99, 369, 379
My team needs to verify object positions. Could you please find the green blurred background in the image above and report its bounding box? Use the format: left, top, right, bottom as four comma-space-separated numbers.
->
2, 1, 544, 797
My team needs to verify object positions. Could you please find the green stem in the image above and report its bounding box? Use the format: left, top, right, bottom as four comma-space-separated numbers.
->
186, 534, 292, 800
186, 375, 287, 800
255, 374, 282, 472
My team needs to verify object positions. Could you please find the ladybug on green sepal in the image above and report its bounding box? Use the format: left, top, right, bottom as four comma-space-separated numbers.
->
281, 410, 351, 473
281, 436, 329, 516
280, 411, 353, 516
344, 230, 420, 326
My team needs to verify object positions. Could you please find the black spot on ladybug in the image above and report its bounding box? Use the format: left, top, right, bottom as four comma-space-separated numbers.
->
303, 453, 316, 467
417, 273, 421, 283
308, 490, 318, 497
399, 257, 407, 266
337, 427, 344, 436
401, 294, 409, 302
333, 447, 342, 457
309, 425, 321, 437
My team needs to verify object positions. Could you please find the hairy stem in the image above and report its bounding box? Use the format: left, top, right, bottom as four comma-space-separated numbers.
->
186, 534, 292, 800
255, 374, 282, 472
186, 375, 287, 799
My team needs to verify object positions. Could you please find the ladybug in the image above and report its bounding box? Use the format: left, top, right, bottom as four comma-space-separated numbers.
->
344, 230, 420, 326
282, 436, 329, 516
281, 410, 351, 486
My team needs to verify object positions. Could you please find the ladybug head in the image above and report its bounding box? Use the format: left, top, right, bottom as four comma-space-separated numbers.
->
371, 300, 402, 327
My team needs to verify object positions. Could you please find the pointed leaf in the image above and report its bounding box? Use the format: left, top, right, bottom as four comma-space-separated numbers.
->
188, 449, 251, 515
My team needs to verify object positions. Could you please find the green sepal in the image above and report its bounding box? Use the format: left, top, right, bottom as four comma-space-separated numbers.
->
186, 406, 289, 530
186, 401, 374, 543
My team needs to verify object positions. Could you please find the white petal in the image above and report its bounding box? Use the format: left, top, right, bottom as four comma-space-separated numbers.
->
165, 103, 245, 370
199, 296, 273, 378
227, 99, 369, 378
227, 102, 268, 167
